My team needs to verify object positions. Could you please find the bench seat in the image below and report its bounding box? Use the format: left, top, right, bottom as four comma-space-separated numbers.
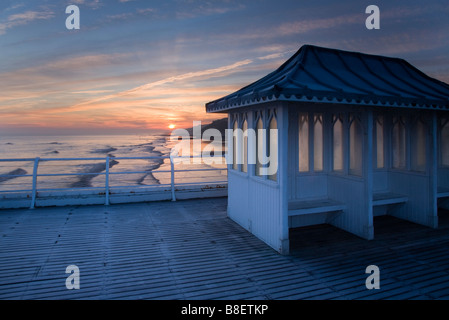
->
288, 198, 346, 216
437, 187, 449, 199
372, 192, 408, 206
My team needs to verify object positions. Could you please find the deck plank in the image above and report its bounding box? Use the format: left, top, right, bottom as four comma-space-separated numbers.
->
1, 199, 449, 300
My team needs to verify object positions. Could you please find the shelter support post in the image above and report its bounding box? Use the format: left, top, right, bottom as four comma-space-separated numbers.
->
429, 112, 438, 228
364, 110, 374, 239
279, 104, 290, 254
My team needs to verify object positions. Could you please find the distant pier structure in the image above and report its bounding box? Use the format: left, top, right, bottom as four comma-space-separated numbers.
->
206, 45, 449, 254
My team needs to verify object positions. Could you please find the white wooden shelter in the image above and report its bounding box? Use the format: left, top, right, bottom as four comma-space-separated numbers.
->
206, 45, 449, 255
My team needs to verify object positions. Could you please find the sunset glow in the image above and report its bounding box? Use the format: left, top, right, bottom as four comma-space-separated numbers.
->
1, 0, 448, 135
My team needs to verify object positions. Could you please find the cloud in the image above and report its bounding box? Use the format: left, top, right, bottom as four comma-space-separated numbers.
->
195, 3, 449, 48
0, 10, 55, 35
4, 4, 26, 12
2, 1, 448, 134
71, 90, 115, 95
70, 58, 253, 108
0, 52, 133, 81
71, 0, 102, 9
126, 59, 253, 92
257, 52, 291, 61
175, 2, 246, 19
105, 13, 134, 21
137, 8, 155, 15
105, 7, 156, 22
0, 52, 140, 109
0, 47, 300, 131
275, 14, 361, 36
0, 53, 257, 131
275, 5, 442, 37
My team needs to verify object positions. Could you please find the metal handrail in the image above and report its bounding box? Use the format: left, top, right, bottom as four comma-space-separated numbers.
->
0, 155, 228, 208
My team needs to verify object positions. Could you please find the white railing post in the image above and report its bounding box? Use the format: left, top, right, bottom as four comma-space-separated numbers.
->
170, 155, 176, 201
105, 156, 110, 206
30, 157, 40, 209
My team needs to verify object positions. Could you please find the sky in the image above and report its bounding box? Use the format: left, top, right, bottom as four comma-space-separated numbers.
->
1, 0, 449, 135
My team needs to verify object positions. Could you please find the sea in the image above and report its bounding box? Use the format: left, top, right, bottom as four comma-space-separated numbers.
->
0, 134, 227, 192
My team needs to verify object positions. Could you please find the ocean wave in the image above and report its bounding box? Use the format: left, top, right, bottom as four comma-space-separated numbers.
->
45, 150, 59, 155
136, 158, 164, 185
127, 141, 166, 185
0, 168, 27, 183
1, 135, 176, 189
91, 147, 117, 154
70, 159, 119, 188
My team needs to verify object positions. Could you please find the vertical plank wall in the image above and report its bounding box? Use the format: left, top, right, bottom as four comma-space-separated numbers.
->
439, 169, 449, 190
327, 176, 371, 239
388, 172, 434, 227
388, 112, 438, 228
227, 167, 281, 250
327, 111, 374, 240
437, 111, 449, 211
227, 104, 288, 254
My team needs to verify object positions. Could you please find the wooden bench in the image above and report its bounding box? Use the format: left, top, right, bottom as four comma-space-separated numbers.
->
288, 193, 408, 224
437, 187, 449, 199
288, 193, 407, 217
372, 192, 408, 207
288, 198, 346, 216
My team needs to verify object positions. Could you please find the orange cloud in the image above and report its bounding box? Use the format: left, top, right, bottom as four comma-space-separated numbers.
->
0, 48, 288, 132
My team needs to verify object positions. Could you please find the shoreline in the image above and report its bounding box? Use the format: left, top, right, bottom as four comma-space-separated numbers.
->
0, 135, 227, 190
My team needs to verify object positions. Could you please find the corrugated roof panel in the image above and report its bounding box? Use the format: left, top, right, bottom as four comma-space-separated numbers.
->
294, 67, 340, 92
365, 58, 421, 98
338, 54, 402, 97
384, 60, 448, 100
310, 49, 375, 95
400, 60, 449, 96
205, 45, 449, 112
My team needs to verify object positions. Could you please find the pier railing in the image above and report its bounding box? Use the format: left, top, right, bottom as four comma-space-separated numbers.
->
0, 155, 228, 209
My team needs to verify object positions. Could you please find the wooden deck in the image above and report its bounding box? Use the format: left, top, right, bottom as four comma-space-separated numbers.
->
0, 198, 448, 300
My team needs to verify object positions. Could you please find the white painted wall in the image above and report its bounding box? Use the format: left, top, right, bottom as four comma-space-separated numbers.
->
438, 168, 449, 189
226, 104, 289, 254
227, 171, 250, 228
328, 174, 372, 239
388, 171, 434, 227
373, 171, 388, 192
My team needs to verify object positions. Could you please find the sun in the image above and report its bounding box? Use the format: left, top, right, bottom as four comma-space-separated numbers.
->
168, 124, 176, 129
